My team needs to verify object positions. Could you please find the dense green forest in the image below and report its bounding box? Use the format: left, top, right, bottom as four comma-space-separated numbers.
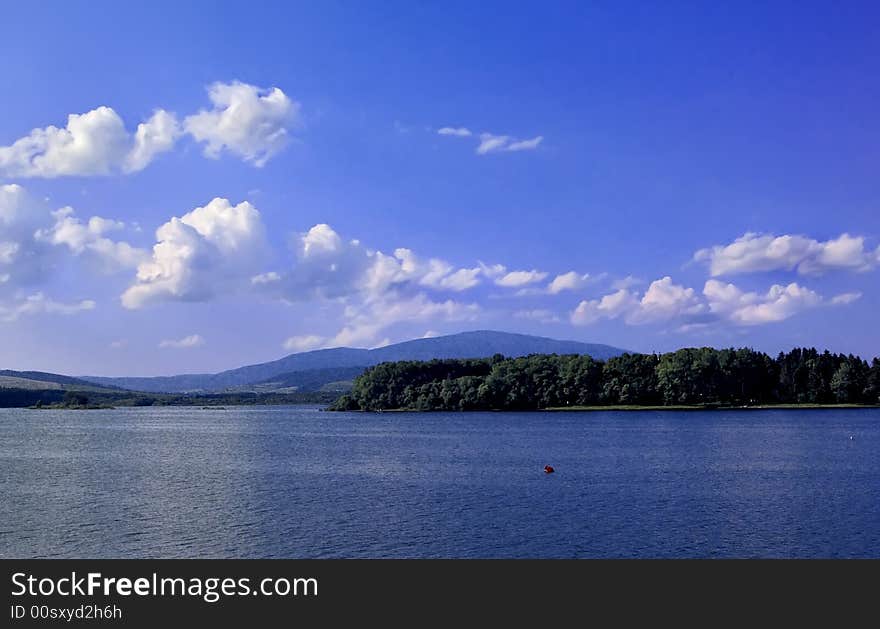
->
330, 348, 880, 411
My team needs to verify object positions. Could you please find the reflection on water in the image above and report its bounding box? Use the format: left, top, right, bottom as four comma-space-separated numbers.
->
1, 406, 878, 558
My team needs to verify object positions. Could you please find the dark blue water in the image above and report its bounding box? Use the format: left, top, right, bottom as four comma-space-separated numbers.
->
1, 406, 878, 558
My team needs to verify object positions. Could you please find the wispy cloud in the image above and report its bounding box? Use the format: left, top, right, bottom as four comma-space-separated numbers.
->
436, 126, 543, 154
159, 334, 205, 349
477, 133, 543, 155
0, 293, 95, 322
437, 127, 472, 137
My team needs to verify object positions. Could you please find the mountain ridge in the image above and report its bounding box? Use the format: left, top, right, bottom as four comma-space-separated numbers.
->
81, 330, 628, 393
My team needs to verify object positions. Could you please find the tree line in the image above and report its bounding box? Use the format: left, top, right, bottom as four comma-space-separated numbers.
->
0, 388, 338, 408
330, 347, 880, 411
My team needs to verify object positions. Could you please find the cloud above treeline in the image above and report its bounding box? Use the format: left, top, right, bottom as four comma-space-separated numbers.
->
694, 232, 880, 276
570, 275, 857, 329
1, 181, 875, 347
0, 81, 299, 178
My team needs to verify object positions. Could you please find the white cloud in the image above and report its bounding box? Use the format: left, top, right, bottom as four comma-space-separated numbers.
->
514, 308, 561, 323
393, 248, 481, 291
436, 267, 483, 291
0, 106, 179, 178
109, 339, 128, 349
437, 127, 472, 137
440, 128, 544, 154
264, 224, 490, 303
1, 184, 142, 299
159, 334, 205, 349
282, 334, 326, 352
547, 271, 593, 294
122, 198, 267, 308
830, 291, 862, 305
328, 293, 480, 348
476, 133, 510, 154
124, 110, 181, 173
506, 136, 544, 151
35, 207, 146, 272
571, 276, 833, 328
1, 80, 299, 177
251, 271, 281, 285
477, 133, 543, 155
628, 276, 704, 324
571, 288, 639, 326
703, 279, 822, 325
185, 81, 298, 167
695, 232, 880, 276
495, 269, 548, 288
0, 293, 95, 322
478, 262, 507, 278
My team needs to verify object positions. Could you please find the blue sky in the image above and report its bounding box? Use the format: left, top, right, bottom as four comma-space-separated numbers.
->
0, 1, 878, 376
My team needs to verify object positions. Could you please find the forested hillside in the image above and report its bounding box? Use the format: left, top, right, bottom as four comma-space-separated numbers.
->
331, 348, 880, 411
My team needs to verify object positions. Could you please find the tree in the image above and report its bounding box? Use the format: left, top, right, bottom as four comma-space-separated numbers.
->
63, 391, 89, 407
330, 347, 880, 411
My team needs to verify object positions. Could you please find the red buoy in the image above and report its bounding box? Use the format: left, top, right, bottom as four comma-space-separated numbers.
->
544, 465, 555, 474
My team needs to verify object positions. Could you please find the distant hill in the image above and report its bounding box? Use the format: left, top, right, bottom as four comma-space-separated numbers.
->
82, 330, 628, 393
0, 370, 121, 392
0, 369, 126, 408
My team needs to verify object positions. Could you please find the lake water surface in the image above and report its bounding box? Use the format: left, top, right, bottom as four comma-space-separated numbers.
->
1, 406, 878, 558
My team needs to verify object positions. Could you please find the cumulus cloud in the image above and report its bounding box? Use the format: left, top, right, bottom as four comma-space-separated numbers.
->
124, 110, 181, 173
264, 224, 488, 303
185, 81, 298, 167
0, 184, 147, 322
547, 271, 594, 294
628, 276, 705, 324
495, 269, 548, 288
122, 198, 267, 309
694, 232, 880, 276
0, 80, 297, 177
0, 106, 179, 178
393, 248, 482, 291
159, 334, 205, 349
0, 293, 95, 322
437, 127, 472, 137
35, 208, 146, 271
703, 280, 822, 325
571, 288, 639, 326
571, 276, 836, 328
1, 183, 139, 292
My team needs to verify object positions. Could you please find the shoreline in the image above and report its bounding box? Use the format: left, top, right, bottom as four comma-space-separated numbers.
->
330, 403, 880, 413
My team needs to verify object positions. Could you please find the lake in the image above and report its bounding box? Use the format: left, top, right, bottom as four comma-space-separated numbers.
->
1, 406, 878, 558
